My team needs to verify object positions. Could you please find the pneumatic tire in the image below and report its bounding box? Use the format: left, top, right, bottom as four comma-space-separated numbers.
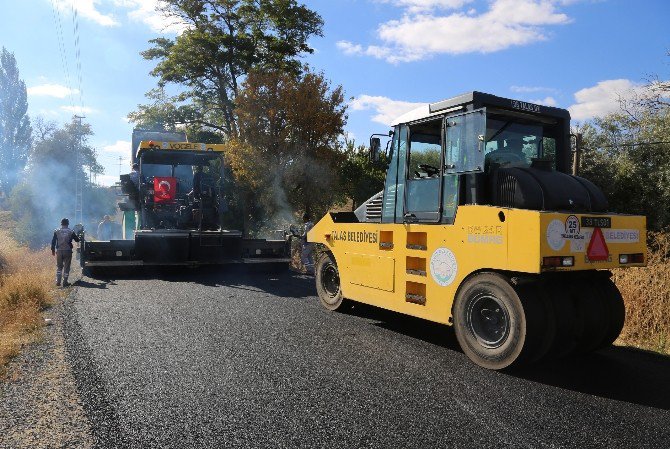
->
572, 279, 609, 354
315, 252, 348, 311
453, 273, 544, 370
595, 277, 626, 349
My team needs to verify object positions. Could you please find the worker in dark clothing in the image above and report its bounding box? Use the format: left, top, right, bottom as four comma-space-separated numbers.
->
51, 218, 80, 287
190, 165, 204, 198
300, 213, 315, 275
97, 215, 113, 240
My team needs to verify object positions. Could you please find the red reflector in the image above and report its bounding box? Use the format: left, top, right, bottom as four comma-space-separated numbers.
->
543, 256, 562, 267
630, 253, 644, 263
587, 227, 609, 261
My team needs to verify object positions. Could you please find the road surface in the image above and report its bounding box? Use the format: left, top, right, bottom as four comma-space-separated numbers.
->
64, 267, 670, 448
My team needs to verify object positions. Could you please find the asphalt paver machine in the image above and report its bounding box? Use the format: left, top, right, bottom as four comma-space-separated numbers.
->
81, 140, 289, 271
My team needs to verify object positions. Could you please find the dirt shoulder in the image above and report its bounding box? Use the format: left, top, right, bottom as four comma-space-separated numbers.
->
0, 287, 93, 449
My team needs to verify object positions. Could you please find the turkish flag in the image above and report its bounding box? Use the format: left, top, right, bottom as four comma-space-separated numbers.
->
154, 177, 177, 203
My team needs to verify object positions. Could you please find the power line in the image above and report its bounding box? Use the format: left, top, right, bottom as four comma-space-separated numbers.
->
600, 141, 670, 148
49, 0, 75, 109
70, 1, 84, 110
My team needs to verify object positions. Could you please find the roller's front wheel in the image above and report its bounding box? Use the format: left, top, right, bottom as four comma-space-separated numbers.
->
315, 252, 348, 311
454, 273, 544, 370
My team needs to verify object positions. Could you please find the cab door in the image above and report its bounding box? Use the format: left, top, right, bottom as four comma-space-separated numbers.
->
443, 109, 486, 222
403, 119, 444, 223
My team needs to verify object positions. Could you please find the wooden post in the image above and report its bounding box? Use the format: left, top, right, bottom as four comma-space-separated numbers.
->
572, 133, 582, 176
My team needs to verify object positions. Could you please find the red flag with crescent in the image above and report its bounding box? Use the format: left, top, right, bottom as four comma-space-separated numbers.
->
154, 177, 176, 203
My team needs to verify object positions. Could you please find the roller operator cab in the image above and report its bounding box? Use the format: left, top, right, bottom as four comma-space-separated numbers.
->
81, 139, 290, 270
308, 91, 647, 370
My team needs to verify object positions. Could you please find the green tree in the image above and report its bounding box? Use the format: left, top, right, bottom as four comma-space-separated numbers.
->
9, 118, 111, 247
0, 47, 32, 198
127, 87, 185, 132
136, 0, 323, 136
223, 68, 346, 233
339, 140, 388, 210
579, 78, 670, 230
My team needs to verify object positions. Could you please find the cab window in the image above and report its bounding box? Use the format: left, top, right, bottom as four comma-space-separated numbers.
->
405, 119, 442, 221
484, 115, 557, 172
408, 133, 441, 179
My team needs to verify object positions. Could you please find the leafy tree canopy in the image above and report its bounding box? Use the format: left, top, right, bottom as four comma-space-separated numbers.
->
136, 0, 323, 136
9, 118, 113, 248
579, 74, 670, 230
223, 68, 346, 232
339, 140, 388, 211
0, 47, 32, 197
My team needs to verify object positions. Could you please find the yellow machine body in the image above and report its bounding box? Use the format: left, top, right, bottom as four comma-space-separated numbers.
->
309, 206, 646, 325
136, 141, 226, 159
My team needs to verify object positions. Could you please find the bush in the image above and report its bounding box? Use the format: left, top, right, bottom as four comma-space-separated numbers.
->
0, 229, 53, 377
613, 231, 670, 353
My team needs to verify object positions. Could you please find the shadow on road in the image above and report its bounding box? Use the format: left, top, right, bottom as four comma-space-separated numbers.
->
81, 266, 316, 299
345, 302, 670, 411
513, 347, 670, 410
74, 279, 115, 289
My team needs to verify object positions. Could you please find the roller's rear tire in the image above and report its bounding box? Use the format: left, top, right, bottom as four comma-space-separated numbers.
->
543, 282, 578, 359
453, 273, 547, 370
595, 276, 626, 349
315, 252, 348, 312
524, 281, 556, 363
572, 279, 609, 354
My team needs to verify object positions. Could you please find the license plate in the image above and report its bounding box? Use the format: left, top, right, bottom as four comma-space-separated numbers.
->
581, 216, 611, 228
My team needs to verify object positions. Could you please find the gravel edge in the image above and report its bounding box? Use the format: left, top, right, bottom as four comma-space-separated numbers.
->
0, 278, 95, 449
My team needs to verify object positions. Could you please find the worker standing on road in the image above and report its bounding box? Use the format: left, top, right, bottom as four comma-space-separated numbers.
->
51, 218, 80, 287
97, 215, 113, 241
301, 212, 315, 275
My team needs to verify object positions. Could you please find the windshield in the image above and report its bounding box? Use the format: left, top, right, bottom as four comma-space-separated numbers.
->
140, 161, 218, 195
484, 114, 557, 171
141, 163, 172, 179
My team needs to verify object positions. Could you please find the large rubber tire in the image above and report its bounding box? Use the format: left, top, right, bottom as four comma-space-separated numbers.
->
542, 281, 578, 359
453, 273, 547, 370
315, 252, 347, 311
595, 276, 626, 349
572, 278, 609, 354
524, 281, 557, 363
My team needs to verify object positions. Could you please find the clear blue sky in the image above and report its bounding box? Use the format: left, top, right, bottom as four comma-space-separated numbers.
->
1, 0, 668, 185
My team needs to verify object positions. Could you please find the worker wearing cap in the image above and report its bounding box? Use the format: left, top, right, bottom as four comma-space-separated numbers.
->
51, 218, 80, 287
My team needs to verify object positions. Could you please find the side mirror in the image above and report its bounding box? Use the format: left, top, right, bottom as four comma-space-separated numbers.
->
370, 137, 381, 162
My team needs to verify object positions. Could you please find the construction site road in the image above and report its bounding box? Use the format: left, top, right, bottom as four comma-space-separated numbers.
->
65, 268, 670, 448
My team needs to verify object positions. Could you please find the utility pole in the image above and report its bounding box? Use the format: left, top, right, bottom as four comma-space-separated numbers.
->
572, 132, 582, 176
74, 115, 86, 226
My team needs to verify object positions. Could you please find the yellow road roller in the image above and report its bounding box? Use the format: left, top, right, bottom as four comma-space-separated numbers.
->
308, 91, 646, 370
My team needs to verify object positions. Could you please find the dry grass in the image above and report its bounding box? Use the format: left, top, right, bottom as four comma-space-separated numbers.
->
0, 229, 56, 378
613, 231, 670, 354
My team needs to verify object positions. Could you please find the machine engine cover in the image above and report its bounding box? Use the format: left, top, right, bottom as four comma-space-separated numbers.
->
491, 167, 608, 213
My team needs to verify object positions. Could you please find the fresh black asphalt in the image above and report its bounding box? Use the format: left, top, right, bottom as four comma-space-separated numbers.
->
64, 267, 670, 448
